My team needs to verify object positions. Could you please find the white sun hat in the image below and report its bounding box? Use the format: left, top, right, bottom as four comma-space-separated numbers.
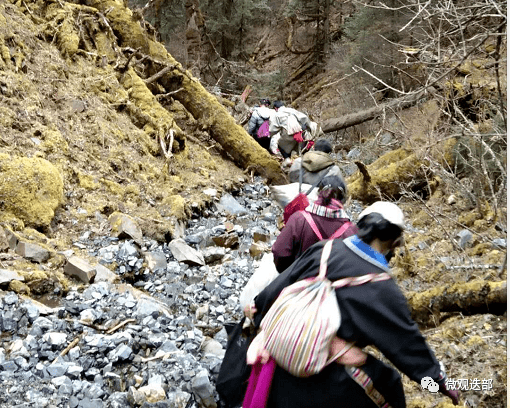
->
358, 201, 405, 229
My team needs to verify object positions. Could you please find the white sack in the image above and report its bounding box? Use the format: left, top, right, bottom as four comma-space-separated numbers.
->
239, 253, 279, 310
269, 182, 319, 209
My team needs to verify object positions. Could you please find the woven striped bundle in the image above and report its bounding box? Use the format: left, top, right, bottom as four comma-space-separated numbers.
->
259, 240, 390, 377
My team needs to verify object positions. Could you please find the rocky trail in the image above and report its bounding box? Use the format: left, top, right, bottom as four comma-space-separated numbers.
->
0, 175, 507, 408
0, 178, 290, 408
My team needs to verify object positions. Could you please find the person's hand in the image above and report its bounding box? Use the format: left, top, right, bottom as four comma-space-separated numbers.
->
293, 131, 304, 143
244, 301, 257, 320
330, 337, 367, 366
439, 382, 460, 405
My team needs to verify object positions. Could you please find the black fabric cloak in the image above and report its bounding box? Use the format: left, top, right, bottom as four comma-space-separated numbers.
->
252, 238, 444, 408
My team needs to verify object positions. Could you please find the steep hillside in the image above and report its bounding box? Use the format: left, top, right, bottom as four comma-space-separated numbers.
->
0, 0, 254, 245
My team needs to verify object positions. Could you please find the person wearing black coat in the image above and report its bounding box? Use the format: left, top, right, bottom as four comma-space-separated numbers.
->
248, 202, 460, 408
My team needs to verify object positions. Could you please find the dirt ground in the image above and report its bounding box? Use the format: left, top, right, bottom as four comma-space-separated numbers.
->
0, 1, 506, 407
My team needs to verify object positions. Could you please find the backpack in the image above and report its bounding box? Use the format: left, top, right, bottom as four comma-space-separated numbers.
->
216, 317, 256, 407
256, 120, 270, 138
283, 192, 309, 224
283, 162, 321, 224
300, 211, 353, 241
256, 239, 391, 377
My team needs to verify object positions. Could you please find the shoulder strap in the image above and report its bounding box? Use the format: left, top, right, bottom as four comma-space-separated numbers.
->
329, 221, 353, 240
300, 211, 323, 240
331, 273, 391, 289
299, 158, 303, 194
318, 242, 391, 284
318, 239, 334, 279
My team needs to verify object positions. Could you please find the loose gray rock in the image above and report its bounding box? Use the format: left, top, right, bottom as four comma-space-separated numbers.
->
0, 269, 24, 285
94, 264, 120, 283
168, 239, 205, 266
109, 213, 143, 244
457, 229, 473, 250
191, 369, 217, 408
144, 251, 167, 272
215, 194, 248, 215
15, 241, 51, 263
64, 257, 97, 283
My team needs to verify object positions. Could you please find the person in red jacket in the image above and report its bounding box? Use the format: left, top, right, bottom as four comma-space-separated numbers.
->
272, 175, 357, 273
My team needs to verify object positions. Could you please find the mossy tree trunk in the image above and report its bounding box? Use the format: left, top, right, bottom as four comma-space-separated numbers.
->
407, 280, 507, 327
80, 0, 287, 184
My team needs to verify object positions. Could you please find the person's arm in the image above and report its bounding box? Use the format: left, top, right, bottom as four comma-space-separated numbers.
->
247, 110, 259, 136
340, 280, 445, 385
271, 213, 304, 273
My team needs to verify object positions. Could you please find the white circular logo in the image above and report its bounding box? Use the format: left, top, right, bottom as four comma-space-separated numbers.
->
421, 376, 434, 389
421, 376, 439, 392
429, 381, 439, 393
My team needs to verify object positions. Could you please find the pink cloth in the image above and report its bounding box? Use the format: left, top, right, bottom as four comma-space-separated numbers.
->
293, 131, 304, 142
243, 358, 277, 408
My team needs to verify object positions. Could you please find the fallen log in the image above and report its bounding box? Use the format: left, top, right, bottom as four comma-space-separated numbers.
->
347, 148, 430, 202
322, 88, 433, 133
406, 280, 507, 327
82, 0, 287, 185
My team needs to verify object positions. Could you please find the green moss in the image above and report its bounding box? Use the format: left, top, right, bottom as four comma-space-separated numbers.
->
100, 178, 124, 197
9, 280, 30, 295
469, 242, 493, 256
57, 15, 79, 58
119, 67, 183, 151
41, 127, 69, 154
0, 41, 10, 67
162, 195, 186, 219
411, 210, 430, 228
466, 335, 487, 348
78, 172, 98, 189
19, 269, 48, 282
91, 31, 117, 61
0, 153, 64, 227
125, 184, 140, 197
0, 105, 16, 127
458, 211, 478, 227
347, 149, 423, 200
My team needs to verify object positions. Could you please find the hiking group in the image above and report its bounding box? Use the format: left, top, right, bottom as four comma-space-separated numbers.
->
217, 114, 461, 407
247, 99, 321, 160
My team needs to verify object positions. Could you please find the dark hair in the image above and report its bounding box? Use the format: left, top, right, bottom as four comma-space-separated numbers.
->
318, 175, 346, 205
357, 213, 403, 245
314, 139, 333, 154
260, 98, 271, 107
273, 100, 284, 109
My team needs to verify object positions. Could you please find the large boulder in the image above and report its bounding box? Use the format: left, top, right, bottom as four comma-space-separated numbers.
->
0, 154, 64, 227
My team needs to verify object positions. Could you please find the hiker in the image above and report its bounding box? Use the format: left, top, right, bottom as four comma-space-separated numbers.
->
272, 175, 357, 273
269, 100, 311, 159
245, 201, 460, 408
247, 98, 274, 151
288, 138, 346, 187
